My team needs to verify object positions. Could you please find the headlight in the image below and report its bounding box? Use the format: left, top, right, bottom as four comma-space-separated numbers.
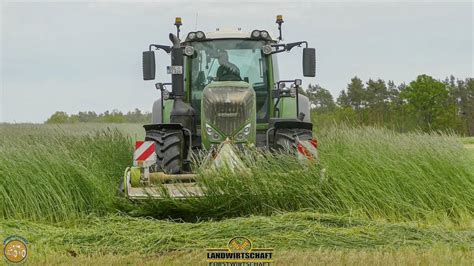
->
184, 46, 194, 56
251, 30, 271, 40
262, 45, 272, 55
162, 89, 170, 100
196, 31, 205, 39
251, 30, 261, 38
234, 123, 251, 142
205, 123, 223, 142
187, 32, 196, 40
290, 86, 297, 98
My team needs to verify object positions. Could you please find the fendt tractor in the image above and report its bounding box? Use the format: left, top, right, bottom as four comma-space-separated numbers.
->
121, 15, 319, 199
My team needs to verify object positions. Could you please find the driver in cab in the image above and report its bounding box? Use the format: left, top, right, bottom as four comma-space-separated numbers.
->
215, 51, 241, 81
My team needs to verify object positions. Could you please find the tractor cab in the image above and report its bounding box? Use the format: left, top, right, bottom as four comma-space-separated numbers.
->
185, 36, 273, 125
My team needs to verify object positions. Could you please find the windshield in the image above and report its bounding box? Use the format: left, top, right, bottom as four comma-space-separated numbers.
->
189, 39, 269, 123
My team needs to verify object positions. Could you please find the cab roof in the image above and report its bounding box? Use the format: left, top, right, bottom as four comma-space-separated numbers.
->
183, 28, 277, 43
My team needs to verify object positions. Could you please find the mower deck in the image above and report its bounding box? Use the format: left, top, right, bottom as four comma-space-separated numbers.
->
124, 168, 204, 199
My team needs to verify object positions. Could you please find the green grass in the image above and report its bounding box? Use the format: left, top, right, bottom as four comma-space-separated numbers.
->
461, 137, 474, 145
0, 123, 472, 264
0, 126, 133, 221
132, 126, 474, 224
0, 212, 471, 255
0, 124, 473, 224
1, 212, 472, 264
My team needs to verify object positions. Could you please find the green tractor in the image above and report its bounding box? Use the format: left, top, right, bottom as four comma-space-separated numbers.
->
122, 15, 318, 199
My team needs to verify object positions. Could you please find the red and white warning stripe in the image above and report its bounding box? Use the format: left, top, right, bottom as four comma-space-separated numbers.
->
133, 141, 157, 166
297, 138, 318, 161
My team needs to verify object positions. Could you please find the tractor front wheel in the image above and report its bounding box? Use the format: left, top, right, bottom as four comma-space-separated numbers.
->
274, 128, 313, 153
145, 129, 185, 174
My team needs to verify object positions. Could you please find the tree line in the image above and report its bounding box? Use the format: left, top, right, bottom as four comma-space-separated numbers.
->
304, 74, 474, 136
46, 74, 473, 136
46, 109, 151, 124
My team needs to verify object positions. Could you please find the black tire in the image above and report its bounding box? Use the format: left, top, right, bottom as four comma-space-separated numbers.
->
274, 128, 313, 153
145, 129, 185, 174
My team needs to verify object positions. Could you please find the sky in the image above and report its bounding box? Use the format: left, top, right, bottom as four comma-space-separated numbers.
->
1, 0, 472, 123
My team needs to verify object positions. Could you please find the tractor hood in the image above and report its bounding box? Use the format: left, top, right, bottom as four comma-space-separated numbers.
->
201, 81, 256, 146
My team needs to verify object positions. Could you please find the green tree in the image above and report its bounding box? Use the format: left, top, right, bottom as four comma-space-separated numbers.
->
125, 108, 149, 123
366, 79, 389, 124
400, 75, 457, 131
387, 80, 401, 104
337, 90, 350, 108
346, 77, 366, 110
452, 78, 474, 135
45, 109, 151, 124
366, 79, 389, 107
307, 84, 335, 111
45, 111, 70, 123
101, 110, 126, 123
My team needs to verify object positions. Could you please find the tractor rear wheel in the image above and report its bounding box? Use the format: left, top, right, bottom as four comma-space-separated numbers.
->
274, 128, 313, 153
145, 129, 185, 174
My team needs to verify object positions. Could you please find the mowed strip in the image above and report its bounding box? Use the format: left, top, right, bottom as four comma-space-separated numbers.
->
0, 212, 471, 258
465, 144, 474, 150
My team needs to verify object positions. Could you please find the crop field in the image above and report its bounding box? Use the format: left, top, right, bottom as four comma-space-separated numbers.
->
0, 123, 473, 265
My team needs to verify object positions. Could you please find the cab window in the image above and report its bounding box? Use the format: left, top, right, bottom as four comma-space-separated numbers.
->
189, 39, 269, 123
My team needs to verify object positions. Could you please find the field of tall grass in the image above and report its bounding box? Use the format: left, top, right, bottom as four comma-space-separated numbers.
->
0, 123, 472, 263
0, 124, 132, 221
1, 123, 472, 223
137, 126, 473, 224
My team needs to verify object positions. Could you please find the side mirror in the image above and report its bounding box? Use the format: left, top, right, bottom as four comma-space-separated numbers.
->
142, 51, 156, 80
302, 48, 316, 77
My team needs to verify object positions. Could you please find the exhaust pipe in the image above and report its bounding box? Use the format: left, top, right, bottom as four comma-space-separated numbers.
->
169, 33, 185, 98
169, 33, 196, 133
